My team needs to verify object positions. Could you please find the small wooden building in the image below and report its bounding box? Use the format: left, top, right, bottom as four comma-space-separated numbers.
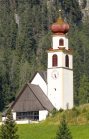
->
1, 81, 54, 121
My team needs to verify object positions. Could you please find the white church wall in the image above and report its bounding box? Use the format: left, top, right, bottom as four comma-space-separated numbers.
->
47, 68, 63, 110
65, 37, 68, 49
39, 110, 48, 121
31, 73, 47, 96
2, 112, 16, 121
2, 117, 6, 121
12, 112, 16, 120
52, 36, 68, 50
63, 69, 73, 110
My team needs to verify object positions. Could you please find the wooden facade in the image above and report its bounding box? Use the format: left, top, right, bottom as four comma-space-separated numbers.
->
12, 85, 45, 112
1, 82, 54, 121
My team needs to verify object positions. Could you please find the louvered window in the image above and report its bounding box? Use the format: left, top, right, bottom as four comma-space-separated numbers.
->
52, 54, 58, 67
59, 38, 64, 46
65, 55, 69, 67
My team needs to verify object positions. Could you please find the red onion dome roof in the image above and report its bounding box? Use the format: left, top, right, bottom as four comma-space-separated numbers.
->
51, 10, 69, 35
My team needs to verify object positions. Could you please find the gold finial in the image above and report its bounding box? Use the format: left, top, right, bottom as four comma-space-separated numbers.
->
59, 10, 61, 18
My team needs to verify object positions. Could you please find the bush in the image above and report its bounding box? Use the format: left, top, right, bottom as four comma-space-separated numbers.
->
59, 108, 64, 113
72, 106, 76, 111
75, 109, 80, 116
51, 108, 57, 117
86, 112, 89, 121
66, 103, 69, 110
72, 106, 80, 117
82, 107, 87, 113
46, 112, 50, 118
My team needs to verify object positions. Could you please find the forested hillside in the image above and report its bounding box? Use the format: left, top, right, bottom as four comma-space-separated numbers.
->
0, 0, 89, 111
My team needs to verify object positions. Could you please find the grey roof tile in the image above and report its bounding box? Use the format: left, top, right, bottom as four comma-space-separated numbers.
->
27, 83, 54, 112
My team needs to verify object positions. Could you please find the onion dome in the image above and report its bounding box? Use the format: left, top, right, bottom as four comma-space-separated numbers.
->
51, 10, 69, 35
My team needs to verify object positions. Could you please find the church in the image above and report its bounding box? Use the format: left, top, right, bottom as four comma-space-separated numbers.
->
1, 10, 74, 122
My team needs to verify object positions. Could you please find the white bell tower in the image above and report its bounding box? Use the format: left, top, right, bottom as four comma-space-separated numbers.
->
46, 10, 74, 110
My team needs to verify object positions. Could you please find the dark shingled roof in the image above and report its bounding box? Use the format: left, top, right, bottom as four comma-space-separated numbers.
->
1, 102, 14, 116
5, 101, 14, 108
30, 71, 47, 83
27, 83, 54, 112
11, 83, 54, 112
0, 109, 8, 117
1, 83, 54, 117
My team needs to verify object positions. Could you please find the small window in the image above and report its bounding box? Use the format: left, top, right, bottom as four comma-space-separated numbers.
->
59, 38, 64, 46
65, 55, 69, 67
52, 54, 58, 67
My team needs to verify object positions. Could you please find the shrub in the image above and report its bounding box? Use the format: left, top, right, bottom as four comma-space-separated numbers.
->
75, 109, 80, 116
66, 103, 69, 110
86, 112, 89, 121
59, 108, 64, 113
51, 108, 57, 117
72, 106, 76, 111
72, 106, 80, 117
46, 112, 50, 118
82, 107, 87, 113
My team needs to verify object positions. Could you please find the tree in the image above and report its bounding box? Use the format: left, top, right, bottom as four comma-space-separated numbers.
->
0, 107, 19, 139
53, 115, 72, 139
78, 74, 89, 104
82, 0, 87, 9
41, 0, 48, 34
18, 58, 31, 92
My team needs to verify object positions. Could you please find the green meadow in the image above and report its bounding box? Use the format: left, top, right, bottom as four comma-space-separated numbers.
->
17, 124, 89, 139
0, 123, 89, 139
1, 104, 89, 138
15, 104, 89, 138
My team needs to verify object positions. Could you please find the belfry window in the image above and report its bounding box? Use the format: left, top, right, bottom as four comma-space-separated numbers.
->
52, 54, 58, 67
59, 38, 64, 46
65, 55, 69, 67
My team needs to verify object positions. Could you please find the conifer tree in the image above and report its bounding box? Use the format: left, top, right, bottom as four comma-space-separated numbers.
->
82, 0, 87, 9
79, 74, 89, 104
42, 0, 48, 34
0, 107, 19, 139
53, 115, 72, 139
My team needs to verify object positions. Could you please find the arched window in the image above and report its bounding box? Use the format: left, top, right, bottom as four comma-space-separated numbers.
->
65, 55, 69, 67
52, 54, 58, 67
59, 38, 64, 46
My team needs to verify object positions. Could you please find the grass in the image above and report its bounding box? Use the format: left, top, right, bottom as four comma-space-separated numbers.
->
16, 124, 89, 139
1, 104, 89, 138
43, 104, 89, 125
17, 124, 57, 139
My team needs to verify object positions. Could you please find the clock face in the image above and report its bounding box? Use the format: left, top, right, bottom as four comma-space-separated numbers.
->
51, 70, 59, 80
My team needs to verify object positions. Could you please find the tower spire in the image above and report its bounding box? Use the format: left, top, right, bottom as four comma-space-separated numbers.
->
59, 10, 61, 18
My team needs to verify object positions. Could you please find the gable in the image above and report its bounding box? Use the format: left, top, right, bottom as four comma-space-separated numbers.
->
12, 85, 45, 112
30, 72, 47, 95
30, 71, 47, 83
